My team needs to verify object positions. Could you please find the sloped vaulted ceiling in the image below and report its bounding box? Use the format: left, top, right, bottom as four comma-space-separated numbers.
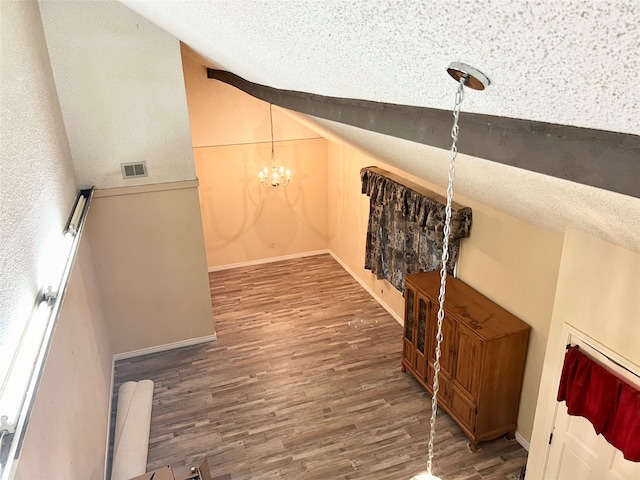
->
121, 0, 640, 252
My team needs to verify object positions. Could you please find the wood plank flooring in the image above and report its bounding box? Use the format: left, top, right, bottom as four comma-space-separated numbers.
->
112, 254, 527, 479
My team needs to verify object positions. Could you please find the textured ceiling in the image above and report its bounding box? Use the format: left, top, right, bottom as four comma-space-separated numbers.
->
123, 0, 639, 135
121, 0, 639, 252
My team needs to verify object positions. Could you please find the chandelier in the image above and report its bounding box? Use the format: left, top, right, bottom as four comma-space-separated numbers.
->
259, 103, 291, 188
410, 62, 489, 480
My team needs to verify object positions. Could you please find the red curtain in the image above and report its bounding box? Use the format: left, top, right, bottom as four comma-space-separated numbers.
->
557, 346, 640, 462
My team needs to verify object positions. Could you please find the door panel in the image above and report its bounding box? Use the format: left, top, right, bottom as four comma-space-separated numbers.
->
403, 288, 416, 365
611, 449, 640, 479
415, 296, 430, 378
453, 327, 483, 398
545, 333, 640, 480
404, 288, 415, 343
547, 394, 640, 480
555, 442, 594, 480
403, 338, 414, 367
450, 385, 476, 432
426, 362, 450, 405
429, 313, 456, 379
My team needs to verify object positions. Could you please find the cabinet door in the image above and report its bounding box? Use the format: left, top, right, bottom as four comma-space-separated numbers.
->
450, 384, 476, 432
414, 295, 430, 378
427, 361, 450, 404
429, 312, 456, 380
403, 287, 416, 366
453, 326, 483, 399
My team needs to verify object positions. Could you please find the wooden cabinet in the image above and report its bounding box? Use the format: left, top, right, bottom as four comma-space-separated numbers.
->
401, 271, 530, 450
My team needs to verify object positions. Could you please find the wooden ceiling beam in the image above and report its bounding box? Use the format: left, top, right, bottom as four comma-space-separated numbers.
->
207, 68, 640, 199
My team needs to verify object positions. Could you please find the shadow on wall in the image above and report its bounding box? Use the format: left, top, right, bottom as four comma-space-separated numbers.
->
194, 138, 329, 266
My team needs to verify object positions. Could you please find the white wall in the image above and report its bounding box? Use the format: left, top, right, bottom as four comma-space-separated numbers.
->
526, 229, 640, 478
39, 0, 196, 189
0, 0, 77, 391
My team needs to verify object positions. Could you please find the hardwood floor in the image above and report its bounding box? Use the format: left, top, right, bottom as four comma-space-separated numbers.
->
112, 254, 527, 479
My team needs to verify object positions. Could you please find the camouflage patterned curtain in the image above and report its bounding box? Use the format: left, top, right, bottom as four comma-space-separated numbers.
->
361, 167, 473, 293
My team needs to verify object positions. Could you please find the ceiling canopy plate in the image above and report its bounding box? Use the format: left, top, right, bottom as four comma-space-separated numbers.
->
447, 62, 490, 90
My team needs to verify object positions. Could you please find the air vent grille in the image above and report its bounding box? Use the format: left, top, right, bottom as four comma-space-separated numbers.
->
121, 162, 148, 179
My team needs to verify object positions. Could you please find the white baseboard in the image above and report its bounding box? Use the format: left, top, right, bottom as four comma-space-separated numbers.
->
515, 431, 530, 451
327, 251, 403, 325
207, 250, 330, 272
113, 333, 218, 361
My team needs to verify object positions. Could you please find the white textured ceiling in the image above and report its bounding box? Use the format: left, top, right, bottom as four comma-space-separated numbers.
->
123, 0, 639, 135
121, 0, 640, 251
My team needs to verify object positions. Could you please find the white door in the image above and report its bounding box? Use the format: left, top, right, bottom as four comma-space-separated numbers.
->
545, 338, 640, 480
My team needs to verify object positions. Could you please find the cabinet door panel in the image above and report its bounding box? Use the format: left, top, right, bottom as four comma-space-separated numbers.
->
450, 385, 476, 432
403, 338, 414, 366
402, 288, 416, 365
415, 296, 430, 378
404, 288, 415, 343
417, 297, 429, 355
429, 313, 456, 379
427, 362, 451, 407
454, 326, 483, 399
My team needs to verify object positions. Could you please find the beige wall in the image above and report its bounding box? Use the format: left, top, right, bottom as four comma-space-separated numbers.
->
455, 203, 563, 445
181, 45, 319, 148
326, 140, 564, 443
327, 142, 407, 317
195, 139, 329, 266
86, 184, 215, 354
16, 236, 113, 480
182, 45, 328, 268
527, 229, 640, 478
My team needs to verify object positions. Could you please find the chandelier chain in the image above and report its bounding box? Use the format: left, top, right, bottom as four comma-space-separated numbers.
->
270, 103, 275, 163
426, 75, 466, 476
259, 104, 291, 188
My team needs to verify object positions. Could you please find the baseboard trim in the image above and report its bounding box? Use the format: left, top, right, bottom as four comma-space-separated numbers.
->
207, 250, 330, 272
113, 333, 218, 361
327, 251, 403, 325
515, 431, 530, 451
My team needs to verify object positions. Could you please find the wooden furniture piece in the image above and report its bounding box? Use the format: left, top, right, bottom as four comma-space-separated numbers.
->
401, 271, 530, 451
129, 460, 211, 480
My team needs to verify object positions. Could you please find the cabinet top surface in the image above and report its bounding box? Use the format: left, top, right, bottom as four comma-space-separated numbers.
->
406, 271, 530, 338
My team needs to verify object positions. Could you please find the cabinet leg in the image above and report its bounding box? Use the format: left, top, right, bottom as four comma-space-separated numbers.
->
401, 363, 406, 372
505, 430, 516, 441
468, 441, 478, 452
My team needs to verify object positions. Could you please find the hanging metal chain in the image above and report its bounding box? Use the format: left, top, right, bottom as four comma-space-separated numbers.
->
426, 75, 467, 477
269, 103, 275, 163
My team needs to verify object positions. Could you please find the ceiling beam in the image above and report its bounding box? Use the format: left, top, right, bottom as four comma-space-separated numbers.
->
207, 68, 640, 199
